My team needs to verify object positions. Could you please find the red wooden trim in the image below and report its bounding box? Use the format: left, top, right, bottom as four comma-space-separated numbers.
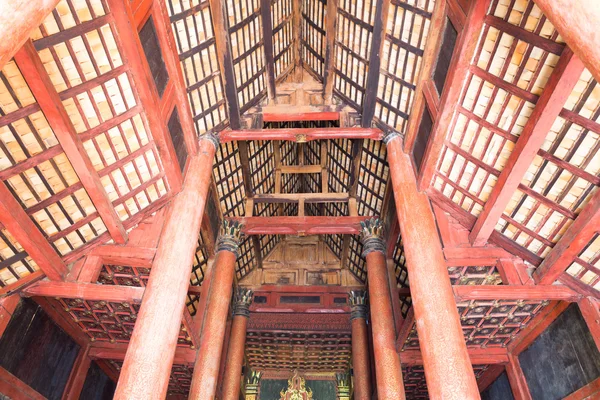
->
0, 271, 45, 296
34, 297, 90, 347
95, 359, 120, 383
0, 366, 45, 400
23, 282, 146, 304
444, 246, 514, 266
423, 79, 440, 120
559, 273, 600, 299
469, 48, 585, 246
533, 189, 600, 284
399, 347, 509, 365
88, 341, 196, 364
496, 259, 528, 285
395, 307, 414, 352
508, 301, 569, 355
578, 297, 600, 351
231, 216, 369, 235
219, 127, 383, 143
61, 345, 92, 400
0, 294, 20, 338
452, 285, 580, 302
71, 255, 104, 283
0, 181, 67, 281
181, 309, 199, 349
262, 111, 341, 122
477, 365, 506, 392
386, 260, 404, 335
416, 0, 492, 190
506, 353, 532, 400
14, 41, 128, 244
89, 245, 157, 267
484, 15, 564, 55
252, 285, 361, 293
563, 376, 600, 400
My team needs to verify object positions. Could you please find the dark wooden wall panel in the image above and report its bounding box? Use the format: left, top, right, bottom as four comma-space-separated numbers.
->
481, 372, 514, 400
433, 17, 458, 95
519, 303, 600, 400
167, 107, 188, 173
79, 361, 117, 400
414, 106, 433, 173
139, 15, 170, 97
0, 299, 80, 400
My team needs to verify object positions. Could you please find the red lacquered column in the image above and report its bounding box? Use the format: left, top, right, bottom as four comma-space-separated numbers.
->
349, 290, 373, 400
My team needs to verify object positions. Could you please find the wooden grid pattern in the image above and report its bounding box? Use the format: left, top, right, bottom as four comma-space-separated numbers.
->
246, 330, 352, 371
213, 141, 246, 216
0, 228, 40, 287
168, 0, 229, 135
403, 365, 491, 400
402, 299, 548, 350
333, 0, 376, 110
448, 265, 503, 286
392, 234, 411, 318
301, 0, 326, 80
273, 0, 295, 79
107, 361, 194, 397
55, 297, 193, 345
227, 0, 267, 113
375, 0, 433, 135
565, 233, 600, 293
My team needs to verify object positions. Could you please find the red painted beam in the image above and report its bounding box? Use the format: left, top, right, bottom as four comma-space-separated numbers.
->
564, 376, 600, 400
230, 216, 369, 235
262, 111, 340, 122
399, 347, 509, 365
534, 189, 600, 284
23, 282, 146, 304
62, 346, 92, 400
0, 295, 20, 338
0, 181, 67, 281
477, 365, 506, 393
508, 301, 569, 355
578, 297, 600, 351
469, 48, 585, 246
88, 342, 196, 364
506, 353, 533, 400
14, 41, 127, 244
219, 127, 382, 143
0, 366, 45, 400
452, 285, 580, 302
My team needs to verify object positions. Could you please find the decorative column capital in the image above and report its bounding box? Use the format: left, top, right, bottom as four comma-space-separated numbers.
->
232, 288, 253, 318
349, 290, 368, 320
199, 132, 220, 149
244, 369, 262, 397
382, 130, 401, 145
216, 220, 243, 256
336, 371, 351, 399
359, 218, 386, 257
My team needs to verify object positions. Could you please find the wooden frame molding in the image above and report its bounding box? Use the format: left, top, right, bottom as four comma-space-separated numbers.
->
219, 127, 383, 143
231, 216, 369, 235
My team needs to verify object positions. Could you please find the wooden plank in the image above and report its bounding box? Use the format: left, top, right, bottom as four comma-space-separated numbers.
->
23, 282, 146, 304
508, 301, 569, 355
231, 216, 369, 235
444, 246, 514, 266
13, 41, 128, 244
0, 181, 67, 281
69, 255, 103, 283
560, 273, 600, 300
323, 0, 337, 103
469, 48, 585, 246
0, 294, 20, 338
260, 0, 276, 101
563, 376, 600, 400
477, 365, 506, 393
279, 165, 323, 174
416, 0, 492, 190
88, 342, 197, 364
252, 193, 349, 203
533, 188, 600, 284
506, 353, 533, 400
496, 259, 528, 285
361, 0, 391, 127
0, 366, 46, 400
484, 15, 564, 55
89, 245, 157, 266
452, 285, 580, 302
0, 271, 45, 297
399, 347, 509, 365
61, 345, 91, 400
219, 127, 383, 142
578, 297, 600, 351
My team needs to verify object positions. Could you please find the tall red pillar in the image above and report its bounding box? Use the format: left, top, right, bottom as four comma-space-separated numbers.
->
221, 288, 253, 400
188, 220, 243, 399
113, 135, 218, 399
359, 219, 405, 399
385, 133, 480, 399
349, 290, 372, 400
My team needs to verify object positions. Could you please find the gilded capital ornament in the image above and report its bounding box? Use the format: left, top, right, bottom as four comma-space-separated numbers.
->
359, 218, 386, 257
335, 371, 351, 400
349, 290, 368, 321
382, 130, 401, 145
199, 132, 220, 149
233, 287, 253, 318
216, 219, 243, 256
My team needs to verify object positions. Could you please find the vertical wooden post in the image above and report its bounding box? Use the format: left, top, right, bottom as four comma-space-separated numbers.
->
188, 221, 243, 399
323, 0, 337, 104
261, 0, 277, 102
361, 0, 391, 128
61, 345, 92, 400
359, 219, 405, 399
221, 289, 253, 400
349, 290, 372, 400
293, 0, 303, 81
506, 353, 533, 400
113, 136, 218, 400
385, 134, 480, 399
579, 297, 600, 351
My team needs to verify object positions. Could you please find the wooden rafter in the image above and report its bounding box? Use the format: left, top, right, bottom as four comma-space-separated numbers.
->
0, 181, 67, 281
231, 216, 369, 235
399, 347, 509, 365
88, 342, 197, 364
261, 0, 276, 101
578, 297, 600, 351
322, 0, 337, 104
13, 41, 128, 244
219, 127, 382, 142
533, 188, 600, 284
469, 48, 585, 246
452, 285, 580, 302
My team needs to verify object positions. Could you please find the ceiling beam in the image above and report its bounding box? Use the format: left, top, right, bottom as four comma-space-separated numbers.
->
88, 342, 196, 364
533, 188, 600, 284
534, 0, 600, 84
0, 181, 67, 281
260, 0, 276, 102
219, 127, 382, 142
361, 0, 391, 128
230, 216, 369, 235
452, 284, 581, 302
469, 47, 585, 246
14, 41, 128, 244
399, 347, 509, 366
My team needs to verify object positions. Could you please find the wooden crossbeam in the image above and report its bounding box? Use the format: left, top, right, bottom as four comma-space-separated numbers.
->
219, 127, 382, 142
469, 48, 585, 246
252, 193, 349, 204
0, 182, 67, 281
230, 216, 369, 235
452, 285, 580, 302
88, 342, 197, 364
14, 41, 127, 244
399, 347, 509, 365
533, 188, 600, 284
0, 367, 45, 400
263, 110, 340, 122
